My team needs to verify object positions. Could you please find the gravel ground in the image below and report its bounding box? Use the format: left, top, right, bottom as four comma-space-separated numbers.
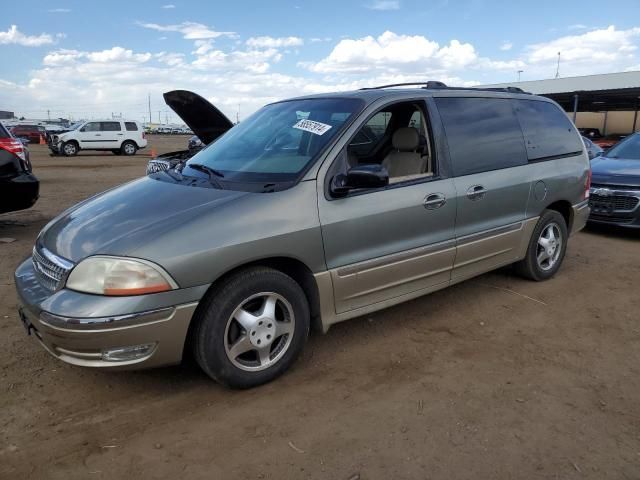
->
1, 137, 639, 480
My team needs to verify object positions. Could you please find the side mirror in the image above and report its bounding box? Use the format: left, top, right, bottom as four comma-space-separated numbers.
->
330, 164, 389, 198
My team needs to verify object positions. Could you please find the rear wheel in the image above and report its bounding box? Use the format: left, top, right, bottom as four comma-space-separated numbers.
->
62, 141, 78, 156
192, 267, 310, 389
515, 209, 568, 281
120, 141, 137, 156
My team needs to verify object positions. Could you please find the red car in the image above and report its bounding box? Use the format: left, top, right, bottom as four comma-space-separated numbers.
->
10, 124, 47, 144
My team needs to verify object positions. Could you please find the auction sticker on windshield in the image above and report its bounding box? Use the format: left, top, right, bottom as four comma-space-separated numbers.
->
293, 119, 332, 136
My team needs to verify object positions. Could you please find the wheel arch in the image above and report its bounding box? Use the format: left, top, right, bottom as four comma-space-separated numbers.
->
545, 200, 573, 231
183, 256, 324, 360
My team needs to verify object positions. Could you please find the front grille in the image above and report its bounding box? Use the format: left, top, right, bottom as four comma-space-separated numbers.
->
32, 247, 73, 291
589, 194, 639, 211
591, 183, 640, 191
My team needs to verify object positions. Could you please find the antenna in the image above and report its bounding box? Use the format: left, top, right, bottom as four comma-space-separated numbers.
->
555, 52, 561, 78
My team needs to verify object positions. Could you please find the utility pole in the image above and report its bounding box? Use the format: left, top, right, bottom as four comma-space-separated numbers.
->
148, 93, 152, 126
555, 52, 561, 78
47, 109, 51, 121
158, 111, 161, 123
236, 103, 240, 123
517, 70, 523, 82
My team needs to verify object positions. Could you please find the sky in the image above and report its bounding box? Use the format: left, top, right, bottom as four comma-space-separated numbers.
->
1, 0, 640, 123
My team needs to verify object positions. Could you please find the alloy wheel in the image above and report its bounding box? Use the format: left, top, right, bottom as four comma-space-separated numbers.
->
223, 292, 295, 372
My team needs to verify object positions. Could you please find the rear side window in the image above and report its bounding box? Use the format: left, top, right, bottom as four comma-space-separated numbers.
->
101, 122, 122, 132
125, 122, 138, 131
435, 97, 527, 176
0, 123, 9, 138
514, 100, 583, 161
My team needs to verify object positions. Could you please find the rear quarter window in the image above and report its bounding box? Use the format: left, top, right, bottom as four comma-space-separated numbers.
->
435, 97, 527, 176
513, 99, 583, 161
125, 122, 138, 131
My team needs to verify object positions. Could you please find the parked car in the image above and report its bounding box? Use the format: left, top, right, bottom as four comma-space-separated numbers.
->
588, 132, 640, 228
48, 120, 147, 156
582, 136, 604, 160
0, 122, 39, 214
15, 84, 590, 388
9, 124, 46, 144
577, 128, 625, 149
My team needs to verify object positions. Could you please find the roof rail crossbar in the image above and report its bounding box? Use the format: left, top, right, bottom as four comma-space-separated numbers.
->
479, 86, 529, 94
360, 81, 448, 90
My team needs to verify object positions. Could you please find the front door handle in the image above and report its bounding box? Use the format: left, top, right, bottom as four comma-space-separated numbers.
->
94, 134, 101, 137
423, 193, 446, 210
466, 185, 487, 201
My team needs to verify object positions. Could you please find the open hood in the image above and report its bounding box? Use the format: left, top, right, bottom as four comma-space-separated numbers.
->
163, 90, 234, 145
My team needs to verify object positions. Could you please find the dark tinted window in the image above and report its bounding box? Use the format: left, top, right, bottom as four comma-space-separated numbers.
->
514, 100, 583, 161
101, 122, 122, 132
125, 122, 138, 131
0, 123, 9, 138
436, 97, 527, 176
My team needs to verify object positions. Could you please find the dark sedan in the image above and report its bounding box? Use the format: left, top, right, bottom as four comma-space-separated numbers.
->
588, 132, 640, 228
0, 123, 39, 214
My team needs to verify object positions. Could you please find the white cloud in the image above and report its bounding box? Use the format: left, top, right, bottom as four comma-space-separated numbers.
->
310, 37, 332, 43
525, 25, 640, 75
0, 25, 55, 47
136, 21, 235, 40
48, 8, 71, 13
307, 31, 487, 74
367, 0, 400, 10
568, 24, 588, 30
161, 4, 175, 8
500, 41, 513, 51
43, 47, 152, 66
246, 36, 304, 48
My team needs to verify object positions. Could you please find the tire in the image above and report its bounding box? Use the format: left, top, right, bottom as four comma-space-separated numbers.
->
192, 267, 310, 389
515, 209, 568, 281
120, 141, 137, 156
62, 141, 78, 157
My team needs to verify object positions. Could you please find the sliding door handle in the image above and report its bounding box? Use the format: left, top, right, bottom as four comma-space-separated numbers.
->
466, 185, 487, 200
423, 193, 446, 210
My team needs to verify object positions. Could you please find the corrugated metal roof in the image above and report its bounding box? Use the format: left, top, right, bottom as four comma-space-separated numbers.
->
483, 71, 640, 94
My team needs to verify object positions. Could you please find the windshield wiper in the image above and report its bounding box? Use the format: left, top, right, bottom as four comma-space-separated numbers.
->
188, 163, 225, 189
189, 163, 225, 178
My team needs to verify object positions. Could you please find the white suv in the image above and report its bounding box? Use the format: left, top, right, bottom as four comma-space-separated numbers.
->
50, 120, 148, 156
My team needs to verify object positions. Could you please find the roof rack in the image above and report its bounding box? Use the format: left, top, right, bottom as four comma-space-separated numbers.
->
360, 81, 448, 90
359, 82, 531, 94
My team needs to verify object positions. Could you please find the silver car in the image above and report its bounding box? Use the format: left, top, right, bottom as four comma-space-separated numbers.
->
15, 84, 591, 388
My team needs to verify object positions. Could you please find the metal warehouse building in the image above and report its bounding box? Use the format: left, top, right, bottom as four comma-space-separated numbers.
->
485, 71, 640, 136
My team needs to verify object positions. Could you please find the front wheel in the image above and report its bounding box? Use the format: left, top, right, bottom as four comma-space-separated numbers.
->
62, 141, 78, 156
192, 267, 310, 388
515, 209, 568, 281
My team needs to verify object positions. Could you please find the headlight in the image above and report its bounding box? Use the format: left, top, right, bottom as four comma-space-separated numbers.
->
66, 256, 177, 296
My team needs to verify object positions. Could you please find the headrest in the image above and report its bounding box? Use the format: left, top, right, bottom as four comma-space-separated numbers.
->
392, 127, 420, 151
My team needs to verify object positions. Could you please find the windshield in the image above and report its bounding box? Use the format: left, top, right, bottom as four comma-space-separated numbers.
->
70, 121, 84, 130
183, 97, 364, 185
606, 134, 640, 160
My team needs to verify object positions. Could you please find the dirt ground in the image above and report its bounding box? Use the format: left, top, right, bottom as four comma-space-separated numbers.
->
1, 136, 639, 480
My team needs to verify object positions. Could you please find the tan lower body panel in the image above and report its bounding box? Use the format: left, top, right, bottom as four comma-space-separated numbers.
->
451, 217, 538, 283
316, 217, 540, 332
331, 241, 456, 314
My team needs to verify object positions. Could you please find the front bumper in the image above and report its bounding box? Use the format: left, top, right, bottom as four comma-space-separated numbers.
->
14, 258, 206, 369
587, 186, 640, 229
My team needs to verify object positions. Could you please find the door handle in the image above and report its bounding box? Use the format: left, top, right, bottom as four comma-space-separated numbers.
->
423, 193, 446, 210
466, 185, 487, 201
94, 134, 101, 137
117, 133, 123, 136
